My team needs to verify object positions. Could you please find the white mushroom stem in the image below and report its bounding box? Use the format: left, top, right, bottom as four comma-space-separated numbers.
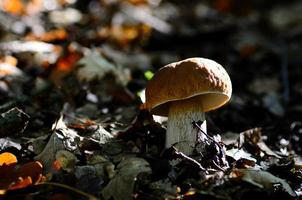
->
166, 97, 207, 155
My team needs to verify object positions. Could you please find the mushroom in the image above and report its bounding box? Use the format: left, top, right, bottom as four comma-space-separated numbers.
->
145, 58, 232, 154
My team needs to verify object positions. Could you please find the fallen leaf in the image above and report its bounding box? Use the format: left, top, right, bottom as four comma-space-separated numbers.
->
0, 41, 57, 53
36, 115, 112, 172
1, 0, 25, 15
0, 152, 17, 166
17, 161, 44, 184
226, 148, 256, 162
0, 107, 30, 138
231, 169, 296, 197
76, 49, 130, 85
0, 160, 44, 195
49, 8, 83, 25
0, 55, 17, 66
0, 63, 23, 78
55, 150, 77, 173
99, 24, 151, 47
26, 28, 68, 42
102, 157, 152, 200
8, 176, 32, 191
49, 51, 82, 84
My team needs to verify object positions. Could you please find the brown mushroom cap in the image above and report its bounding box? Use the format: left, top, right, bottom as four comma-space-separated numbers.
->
145, 57, 232, 116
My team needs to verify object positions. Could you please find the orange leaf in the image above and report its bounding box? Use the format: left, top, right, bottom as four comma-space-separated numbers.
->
1, 0, 25, 15
0, 56, 18, 67
0, 152, 17, 166
18, 161, 44, 184
68, 119, 97, 131
56, 52, 82, 72
52, 160, 61, 171
0, 189, 6, 195
49, 51, 82, 85
0, 160, 44, 194
8, 177, 32, 190
99, 24, 151, 47
126, 0, 148, 5
26, 29, 68, 42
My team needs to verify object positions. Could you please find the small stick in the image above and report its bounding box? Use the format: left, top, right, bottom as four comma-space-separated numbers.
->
38, 182, 98, 200
172, 146, 207, 172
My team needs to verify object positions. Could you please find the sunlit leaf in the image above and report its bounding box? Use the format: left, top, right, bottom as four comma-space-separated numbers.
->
55, 150, 77, 173
98, 24, 151, 47
8, 176, 32, 190
76, 49, 130, 85
0, 152, 17, 166
18, 161, 44, 184
49, 51, 82, 84
0, 160, 44, 194
1, 0, 25, 15
144, 70, 154, 80
0, 56, 17, 67
0, 55, 22, 77
52, 160, 62, 171
127, 0, 148, 5
26, 29, 68, 42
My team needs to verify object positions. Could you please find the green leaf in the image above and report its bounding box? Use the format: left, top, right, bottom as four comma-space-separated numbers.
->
144, 70, 154, 80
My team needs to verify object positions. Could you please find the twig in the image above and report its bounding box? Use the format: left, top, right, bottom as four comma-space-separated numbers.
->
193, 121, 229, 172
38, 182, 98, 200
172, 146, 207, 172
193, 121, 220, 146
211, 160, 226, 172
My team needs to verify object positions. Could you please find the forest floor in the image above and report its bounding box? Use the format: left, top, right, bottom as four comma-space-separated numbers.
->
0, 0, 302, 199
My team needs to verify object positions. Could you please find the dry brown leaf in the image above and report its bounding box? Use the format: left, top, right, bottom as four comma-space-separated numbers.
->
0, 160, 44, 195
26, 29, 68, 42
18, 161, 44, 184
98, 24, 151, 47
8, 176, 33, 190
0, 56, 18, 67
125, 0, 148, 5
49, 51, 82, 84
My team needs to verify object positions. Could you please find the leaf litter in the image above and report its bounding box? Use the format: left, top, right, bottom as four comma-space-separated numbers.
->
0, 0, 302, 199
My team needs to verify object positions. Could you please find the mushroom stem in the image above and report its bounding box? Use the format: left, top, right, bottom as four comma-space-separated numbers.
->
166, 97, 207, 155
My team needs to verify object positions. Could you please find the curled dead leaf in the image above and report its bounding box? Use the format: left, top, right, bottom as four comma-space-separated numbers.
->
8, 176, 32, 191
18, 161, 44, 184
0, 160, 44, 195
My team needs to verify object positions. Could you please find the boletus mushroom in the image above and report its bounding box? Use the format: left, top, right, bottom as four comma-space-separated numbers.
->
145, 58, 232, 154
